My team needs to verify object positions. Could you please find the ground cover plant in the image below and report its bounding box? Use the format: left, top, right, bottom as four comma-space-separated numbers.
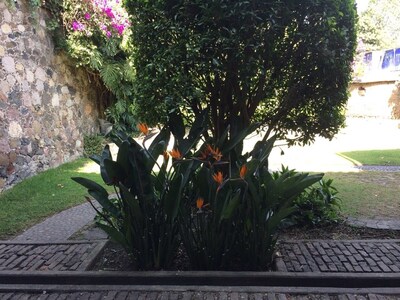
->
286, 177, 341, 227
0, 158, 111, 239
338, 149, 400, 166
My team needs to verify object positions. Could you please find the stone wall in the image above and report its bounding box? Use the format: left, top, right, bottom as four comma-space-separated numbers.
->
348, 80, 400, 119
0, 1, 100, 191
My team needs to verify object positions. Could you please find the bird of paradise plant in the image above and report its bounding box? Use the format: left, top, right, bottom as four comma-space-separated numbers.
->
73, 108, 323, 270
72, 110, 208, 270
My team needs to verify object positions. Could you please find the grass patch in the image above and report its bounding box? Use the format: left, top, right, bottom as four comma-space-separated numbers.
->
325, 171, 400, 219
1, 157, 398, 239
338, 149, 400, 166
0, 158, 110, 239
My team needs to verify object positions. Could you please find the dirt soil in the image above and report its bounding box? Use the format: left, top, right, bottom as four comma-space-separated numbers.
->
90, 222, 400, 272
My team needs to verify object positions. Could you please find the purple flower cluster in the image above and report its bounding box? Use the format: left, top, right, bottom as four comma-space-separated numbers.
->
72, 21, 85, 31
70, 0, 130, 38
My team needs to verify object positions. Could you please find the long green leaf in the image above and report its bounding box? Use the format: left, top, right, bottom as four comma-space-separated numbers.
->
148, 126, 170, 158
220, 191, 241, 221
128, 142, 154, 202
188, 109, 208, 141
99, 145, 113, 184
119, 183, 143, 222
104, 159, 127, 184
96, 222, 127, 248
169, 111, 185, 141
221, 123, 260, 155
71, 177, 120, 218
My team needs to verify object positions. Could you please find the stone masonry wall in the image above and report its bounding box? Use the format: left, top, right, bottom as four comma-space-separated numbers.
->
0, 1, 100, 191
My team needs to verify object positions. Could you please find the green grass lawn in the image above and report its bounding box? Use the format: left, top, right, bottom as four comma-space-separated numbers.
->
1, 157, 398, 239
338, 149, 400, 166
325, 171, 400, 219
0, 158, 110, 239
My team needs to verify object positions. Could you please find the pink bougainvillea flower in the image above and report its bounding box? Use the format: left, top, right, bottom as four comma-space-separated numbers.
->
72, 21, 85, 31
103, 7, 115, 19
84, 13, 91, 20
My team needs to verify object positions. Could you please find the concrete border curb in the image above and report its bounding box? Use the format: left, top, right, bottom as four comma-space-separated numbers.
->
0, 270, 399, 288
0, 284, 399, 295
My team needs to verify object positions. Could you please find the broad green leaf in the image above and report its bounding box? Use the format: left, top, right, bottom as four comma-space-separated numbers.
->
96, 222, 127, 248
99, 145, 113, 184
116, 141, 135, 189
119, 183, 143, 222
220, 191, 241, 221
104, 159, 127, 184
148, 126, 170, 157
72, 177, 120, 218
188, 109, 208, 141
221, 123, 260, 155
128, 144, 154, 202
168, 111, 185, 141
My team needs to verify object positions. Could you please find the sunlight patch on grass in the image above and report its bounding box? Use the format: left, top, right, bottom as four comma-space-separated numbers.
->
338, 149, 400, 166
76, 160, 100, 174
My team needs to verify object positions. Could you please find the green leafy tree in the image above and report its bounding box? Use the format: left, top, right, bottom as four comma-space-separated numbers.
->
126, 0, 357, 145
358, 0, 400, 50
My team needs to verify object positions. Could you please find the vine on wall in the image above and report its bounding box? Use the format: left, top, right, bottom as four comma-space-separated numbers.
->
25, 0, 137, 132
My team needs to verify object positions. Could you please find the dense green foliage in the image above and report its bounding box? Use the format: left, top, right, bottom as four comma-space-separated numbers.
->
358, 0, 400, 50
126, 0, 357, 145
32, 0, 137, 131
74, 111, 322, 270
288, 178, 341, 227
83, 134, 105, 158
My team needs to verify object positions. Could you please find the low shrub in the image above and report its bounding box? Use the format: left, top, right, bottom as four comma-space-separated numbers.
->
288, 178, 341, 227
83, 134, 105, 157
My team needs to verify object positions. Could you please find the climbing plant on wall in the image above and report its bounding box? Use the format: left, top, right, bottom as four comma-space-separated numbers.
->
29, 0, 137, 132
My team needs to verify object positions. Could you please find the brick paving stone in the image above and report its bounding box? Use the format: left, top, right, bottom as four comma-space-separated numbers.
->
278, 241, 400, 273
0, 242, 101, 271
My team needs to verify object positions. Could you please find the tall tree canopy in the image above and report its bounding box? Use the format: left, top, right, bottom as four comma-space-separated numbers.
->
125, 0, 357, 145
358, 0, 400, 50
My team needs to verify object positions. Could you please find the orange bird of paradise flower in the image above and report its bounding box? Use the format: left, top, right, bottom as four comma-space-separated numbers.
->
212, 171, 224, 186
163, 151, 169, 160
240, 164, 247, 179
169, 148, 182, 159
137, 123, 149, 135
199, 144, 222, 161
196, 197, 204, 209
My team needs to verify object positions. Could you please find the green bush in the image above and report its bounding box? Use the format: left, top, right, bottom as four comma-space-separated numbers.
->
127, 0, 357, 146
288, 178, 341, 227
83, 134, 105, 158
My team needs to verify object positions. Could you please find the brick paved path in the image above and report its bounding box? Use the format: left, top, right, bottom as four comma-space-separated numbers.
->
0, 241, 105, 271
277, 240, 400, 273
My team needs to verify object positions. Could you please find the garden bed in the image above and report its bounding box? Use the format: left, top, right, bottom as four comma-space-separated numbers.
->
89, 222, 400, 272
